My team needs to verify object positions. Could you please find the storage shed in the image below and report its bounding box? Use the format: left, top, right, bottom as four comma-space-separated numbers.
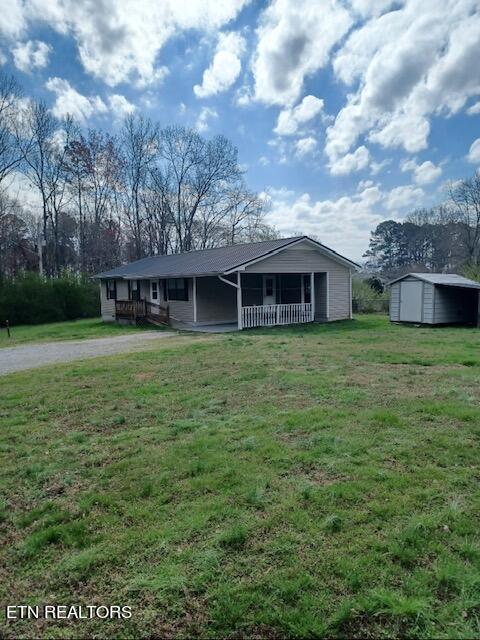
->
389, 273, 480, 325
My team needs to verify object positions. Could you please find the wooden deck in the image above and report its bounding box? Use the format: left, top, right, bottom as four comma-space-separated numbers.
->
115, 300, 169, 326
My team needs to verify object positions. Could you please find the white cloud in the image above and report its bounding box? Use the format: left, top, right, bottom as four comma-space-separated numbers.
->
274, 95, 324, 136
1, 0, 249, 87
108, 94, 136, 119
400, 158, 442, 184
263, 184, 386, 260
45, 77, 135, 123
12, 40, 50, 72
295, 136, 317, 157
194, 31, 245, 98
326, 0, 480, 165
385, 184, 424, 210
370, 158, 391, 175
467, 138, 480, 164
196, 106, 218, 132
0, 0, 25, 38
369, 111, 430, 153
357, 179, 374, 190
252, 0, 352, 105
329, 145, 370, 176
46, 78, 108, 122
466, 101, 480, 115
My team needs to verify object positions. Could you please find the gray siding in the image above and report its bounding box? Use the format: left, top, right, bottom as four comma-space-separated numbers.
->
100, 281, 115, 321
390, 282, 400, 321
423, 282, 435, 323
166, 278, 194, 325
245, 243, 352, 321
328, 266, 351, 320
100, 278, 130, 321
314, 272, 327, 320
196, 276, 237, 323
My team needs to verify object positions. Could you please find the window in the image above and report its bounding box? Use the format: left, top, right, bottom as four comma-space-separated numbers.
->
265, 278, 274, 297
128, 280, 140, 301
106, 280, 116, 300
167, 278, 189, 301
151, 280, 158, 300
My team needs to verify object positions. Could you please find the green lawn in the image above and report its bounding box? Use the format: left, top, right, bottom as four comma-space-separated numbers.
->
1, 316, 479, 639
0, 317, 165, 347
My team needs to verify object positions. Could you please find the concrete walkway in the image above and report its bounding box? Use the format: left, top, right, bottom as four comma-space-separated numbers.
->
0, 331, 176, 375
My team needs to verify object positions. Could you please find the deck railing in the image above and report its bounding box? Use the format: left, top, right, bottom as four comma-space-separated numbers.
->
115, 299, 170, 325
241, 303, 312, 329
145, 301, 170, 325
115, 299, 146, 318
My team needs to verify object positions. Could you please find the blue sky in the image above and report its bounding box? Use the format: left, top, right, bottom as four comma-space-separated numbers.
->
1, 0, 479, 260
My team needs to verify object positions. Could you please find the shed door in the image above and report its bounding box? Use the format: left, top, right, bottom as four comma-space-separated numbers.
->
399, 280, 423, 322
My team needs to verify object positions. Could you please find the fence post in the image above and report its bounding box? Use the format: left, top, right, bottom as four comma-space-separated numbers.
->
6, 320, 10, 338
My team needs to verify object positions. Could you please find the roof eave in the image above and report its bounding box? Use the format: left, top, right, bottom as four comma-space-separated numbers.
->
96, 271, 224, 279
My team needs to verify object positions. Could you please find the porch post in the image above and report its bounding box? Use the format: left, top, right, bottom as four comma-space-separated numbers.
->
310, 272, 315, 322
326, 272, 330, 320
349, 270, 353, 319
237, 271, 243, 330
193, 276, 197, 324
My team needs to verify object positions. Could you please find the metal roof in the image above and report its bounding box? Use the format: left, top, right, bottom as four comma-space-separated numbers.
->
95, 236, 360, 279
389, 272, 480, 289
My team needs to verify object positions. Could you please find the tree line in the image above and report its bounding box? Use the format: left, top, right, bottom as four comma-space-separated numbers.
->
0, 71, 274, 280
364, 171, 480, 278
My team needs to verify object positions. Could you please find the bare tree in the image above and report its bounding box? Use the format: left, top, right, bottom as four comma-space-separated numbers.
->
0, 71, 22, 187
2, 70, 274, 278
65, 130, 123, 272
15, 101, 57, 273
45, 117, 78, 274
0, 193, 37, 278
157, 126, 241, 252
16, 101, 80, 274
120, 114, 159, 259
449, 171, 480, 265
224, 185, 265, 245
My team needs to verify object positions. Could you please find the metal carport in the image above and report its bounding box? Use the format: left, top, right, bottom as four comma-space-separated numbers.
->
389, 273, 480, 326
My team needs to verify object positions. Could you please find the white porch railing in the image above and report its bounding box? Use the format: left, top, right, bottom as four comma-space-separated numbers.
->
241, 303, 312, 328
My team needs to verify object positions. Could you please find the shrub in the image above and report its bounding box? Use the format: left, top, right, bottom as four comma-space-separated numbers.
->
352, 277, 390, 314
0, 272, 99, 326
462, 263, 480, 283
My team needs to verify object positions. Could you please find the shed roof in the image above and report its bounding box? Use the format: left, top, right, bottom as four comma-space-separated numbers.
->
389, 272, 480, 290
95, 236, 359, 279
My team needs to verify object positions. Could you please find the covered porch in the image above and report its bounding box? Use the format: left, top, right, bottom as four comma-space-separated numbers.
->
223, 271, 328, 330
107, 271, 329, 331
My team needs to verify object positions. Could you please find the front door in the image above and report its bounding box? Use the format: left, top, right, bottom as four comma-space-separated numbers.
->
263, 275, 276, 305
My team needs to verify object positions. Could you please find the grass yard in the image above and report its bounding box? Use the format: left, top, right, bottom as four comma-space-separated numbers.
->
1, 315, 480, 638
0, 317, 165, 347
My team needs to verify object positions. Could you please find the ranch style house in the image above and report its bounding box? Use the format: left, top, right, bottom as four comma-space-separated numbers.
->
95, 236, 359, 330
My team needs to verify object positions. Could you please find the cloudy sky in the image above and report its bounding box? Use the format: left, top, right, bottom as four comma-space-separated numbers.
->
1, 0, 479, 260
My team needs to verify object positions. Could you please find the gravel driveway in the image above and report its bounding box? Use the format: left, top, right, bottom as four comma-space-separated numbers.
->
0, 331, 176, 375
